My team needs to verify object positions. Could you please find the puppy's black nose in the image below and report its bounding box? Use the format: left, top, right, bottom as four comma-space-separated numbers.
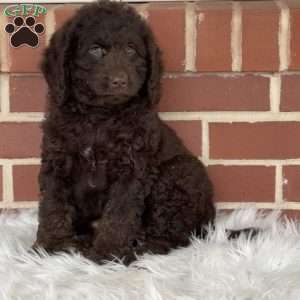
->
110, 72, 128, 89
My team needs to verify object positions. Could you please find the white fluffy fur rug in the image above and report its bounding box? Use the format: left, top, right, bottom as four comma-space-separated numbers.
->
1, 209, 300, 300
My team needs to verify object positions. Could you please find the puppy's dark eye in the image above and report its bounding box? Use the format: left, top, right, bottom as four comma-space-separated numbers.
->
88, 45, 107, 58
125, 45, 136, 56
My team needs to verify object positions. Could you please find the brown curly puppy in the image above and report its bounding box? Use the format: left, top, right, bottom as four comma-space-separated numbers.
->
34, 1, 216, 264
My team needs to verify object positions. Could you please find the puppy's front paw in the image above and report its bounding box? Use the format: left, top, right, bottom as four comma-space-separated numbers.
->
84, 248, 110, 264
30, 240, 54, 254
28, 241, 49, 257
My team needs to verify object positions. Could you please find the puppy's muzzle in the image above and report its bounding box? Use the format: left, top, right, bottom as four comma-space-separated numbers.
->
109, 71, 128, 90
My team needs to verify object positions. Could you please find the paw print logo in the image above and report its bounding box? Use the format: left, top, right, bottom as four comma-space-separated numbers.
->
5, 16, 44, 48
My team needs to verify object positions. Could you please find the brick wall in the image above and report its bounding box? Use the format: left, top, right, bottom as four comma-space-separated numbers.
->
0, 1, 300, 219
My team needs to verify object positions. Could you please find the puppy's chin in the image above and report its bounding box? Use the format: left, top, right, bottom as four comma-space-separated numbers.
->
78, 94, 132, 108
93, 90, 139, 106
105, 95, 131, 106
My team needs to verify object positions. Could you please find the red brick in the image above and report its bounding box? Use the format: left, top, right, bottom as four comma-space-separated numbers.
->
159, 75, 270, 112
54, 5, 80, 30
0, 166, 2, 201
242, 2, 279, 71
6, 14, 46, 72
210, 122, 300, 159
283, 166, 300, 202
166, 121, 201, 157
13, 165, 40, 201
280, 75, 300, 111
10, 75, 47, 112
55, 4, 186, 72
282, 210, 300, 220
148, 4, 185, 72
196, 3, 232, 71
208, 165, 275, 202
0, 123, 42, 158
290, 8, 300, 70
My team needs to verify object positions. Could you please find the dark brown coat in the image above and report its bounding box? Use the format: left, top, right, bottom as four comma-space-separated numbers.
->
34, 1, 215, 265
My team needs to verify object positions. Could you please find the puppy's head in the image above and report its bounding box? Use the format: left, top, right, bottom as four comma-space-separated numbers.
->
42, 1, 163, 110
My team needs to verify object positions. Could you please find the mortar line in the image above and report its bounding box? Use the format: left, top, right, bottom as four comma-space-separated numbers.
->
135, 3, 149, 19
185, 2, 197, 72
0, 158, 41, 165
45, 5, 56, 45
0, 73, 10, 115
275, 165, 284, 204
2, 111, 300, 123
165, 71, 300, 77
270, 74, 281, 113
4, 202, 300, 211
216, 201, 300, 210
205, 159, 300, 166
0, 201, 38, 209
2, 164, 14, 204
4, 158, 300, 168
231, 1, 242, 72
10, 70, 300, 77
159, 111, 300, 122
276, 0, 291, 71
0, 113, 44, 122
201, 120, 209, 161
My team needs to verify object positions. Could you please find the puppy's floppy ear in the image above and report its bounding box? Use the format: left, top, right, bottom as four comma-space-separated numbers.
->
145, 30, 163, 107
41, 19, 77, 106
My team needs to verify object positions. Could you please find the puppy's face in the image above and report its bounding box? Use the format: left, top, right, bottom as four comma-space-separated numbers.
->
42, 2, 162, 110
72, 16, 148, 107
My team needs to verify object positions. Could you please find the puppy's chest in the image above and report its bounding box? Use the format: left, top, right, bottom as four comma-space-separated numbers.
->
76, 123, 151, 190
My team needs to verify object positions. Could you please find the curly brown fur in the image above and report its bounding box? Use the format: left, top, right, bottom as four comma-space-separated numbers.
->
34, 1, 216, 265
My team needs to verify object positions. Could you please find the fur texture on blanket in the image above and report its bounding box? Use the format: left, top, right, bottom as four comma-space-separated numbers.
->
0, 208, 300, 300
